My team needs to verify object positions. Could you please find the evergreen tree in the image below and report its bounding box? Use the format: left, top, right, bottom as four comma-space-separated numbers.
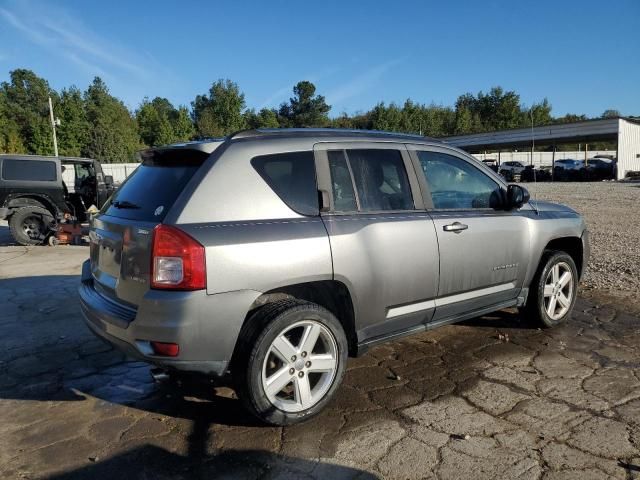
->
279, 81, 330, 127
83, 77, 140, 163
172, 106, 195, 141
1, 69, 56, 155
56, 86, 89, 156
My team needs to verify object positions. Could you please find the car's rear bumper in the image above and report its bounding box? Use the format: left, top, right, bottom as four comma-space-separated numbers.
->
78, 260, 261, 376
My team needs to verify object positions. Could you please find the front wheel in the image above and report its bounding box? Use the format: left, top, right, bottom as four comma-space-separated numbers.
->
525, 251, 578, 328
235, 300, 348, 425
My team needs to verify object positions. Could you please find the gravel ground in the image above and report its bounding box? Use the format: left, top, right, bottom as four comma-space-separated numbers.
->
527, 181, 640, 308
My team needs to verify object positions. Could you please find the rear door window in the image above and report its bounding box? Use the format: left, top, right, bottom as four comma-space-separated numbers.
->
2, 159, 57, 181
328, 149, 414, 212
102, 152, 207, 221
251, 151, 318, 216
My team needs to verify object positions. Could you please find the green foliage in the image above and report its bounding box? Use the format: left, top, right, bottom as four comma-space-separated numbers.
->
1, 69, 55, 155
56, 86, 89, 157
83, 77, 141, 163
192, 79, 246, 137
244, 108, 280, 129
2, 68, 625, 161
279, 81, 330, 127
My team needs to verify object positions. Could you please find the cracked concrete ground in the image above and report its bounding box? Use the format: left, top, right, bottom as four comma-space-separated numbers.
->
0, 220, 639, 479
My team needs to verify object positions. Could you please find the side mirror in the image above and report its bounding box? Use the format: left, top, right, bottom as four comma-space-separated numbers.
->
104, 175, 114, 185
506, 184, 530, 209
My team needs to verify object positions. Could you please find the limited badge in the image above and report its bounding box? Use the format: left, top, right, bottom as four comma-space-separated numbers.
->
154, 205, 164, 216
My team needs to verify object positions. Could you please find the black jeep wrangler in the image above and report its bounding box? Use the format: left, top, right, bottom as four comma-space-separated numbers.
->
0, 155, 115, 245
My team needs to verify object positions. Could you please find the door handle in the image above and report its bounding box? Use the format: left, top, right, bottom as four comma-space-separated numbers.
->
443, 222, 468, 233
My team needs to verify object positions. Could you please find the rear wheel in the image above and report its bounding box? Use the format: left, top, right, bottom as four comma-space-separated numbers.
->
525, 251, 578, 328
8, 206, 55, 246
235, 299, 348, 425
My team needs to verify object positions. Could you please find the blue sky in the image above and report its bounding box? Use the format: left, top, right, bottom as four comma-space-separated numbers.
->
1, 0, 638, 117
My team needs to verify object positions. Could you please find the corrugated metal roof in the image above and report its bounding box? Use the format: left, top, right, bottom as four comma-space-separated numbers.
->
442, 117, 640, 151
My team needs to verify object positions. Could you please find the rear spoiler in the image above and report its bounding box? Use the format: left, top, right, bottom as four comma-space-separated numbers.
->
139, 141, 225, 166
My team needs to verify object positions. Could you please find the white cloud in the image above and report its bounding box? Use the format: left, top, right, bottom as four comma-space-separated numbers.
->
0, 0, 175, 105
326, 57, 408, 107
257, 66, 341, 110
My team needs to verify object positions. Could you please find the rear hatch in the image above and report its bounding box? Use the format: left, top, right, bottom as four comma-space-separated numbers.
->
89, 148, 211, 307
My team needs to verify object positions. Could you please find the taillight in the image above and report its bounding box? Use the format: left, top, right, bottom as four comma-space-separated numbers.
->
150, 341, 180, 357
151, 224, 206, 290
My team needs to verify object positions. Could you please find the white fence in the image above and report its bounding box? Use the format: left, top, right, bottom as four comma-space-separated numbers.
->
471, 150, 616, 168
101, 163, 140, 184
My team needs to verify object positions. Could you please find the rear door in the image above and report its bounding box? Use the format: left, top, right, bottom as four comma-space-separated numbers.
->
90, 149, 208, 307
407, 145, 530, 321
315, 142, 439, 343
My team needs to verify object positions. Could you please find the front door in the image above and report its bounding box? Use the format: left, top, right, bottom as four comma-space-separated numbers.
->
315, 142, 440, 343
408, 146, 530, 322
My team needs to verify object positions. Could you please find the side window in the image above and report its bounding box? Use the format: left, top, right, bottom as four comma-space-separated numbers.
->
1, 159, 57, 181
251, 151, 318, 216
328, 150, 357, 211
346, 149, 413, 211
417, 151, 503, 210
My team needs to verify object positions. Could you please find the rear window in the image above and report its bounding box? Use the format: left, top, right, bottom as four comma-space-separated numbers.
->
251, 151, 318, 216
2, 159, 57, 181
101, 151, 207, 221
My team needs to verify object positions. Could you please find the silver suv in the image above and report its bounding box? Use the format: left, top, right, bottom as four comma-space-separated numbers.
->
79, 129, 589, 425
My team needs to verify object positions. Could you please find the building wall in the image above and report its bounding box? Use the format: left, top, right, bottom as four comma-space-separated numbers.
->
618, 119, 640, 179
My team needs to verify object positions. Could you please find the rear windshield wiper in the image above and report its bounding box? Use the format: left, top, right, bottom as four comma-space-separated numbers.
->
112, 200, 141, 209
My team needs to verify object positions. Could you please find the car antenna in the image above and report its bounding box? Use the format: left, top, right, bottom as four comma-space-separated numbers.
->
530, 108, 540, 215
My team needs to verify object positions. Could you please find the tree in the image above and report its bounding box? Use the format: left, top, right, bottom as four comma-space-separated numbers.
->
528, 98, 553, 127
279, 81, 330, 127
1, 69, 56, 155
601, 109, 620, 119
56, 86, 89, 156
83, 77, 140, 163
172, 106, 195, 141
136, 97, 175, 147
554, 113, 588, 124
192, 79, 246, 137
244, 107, 280, 129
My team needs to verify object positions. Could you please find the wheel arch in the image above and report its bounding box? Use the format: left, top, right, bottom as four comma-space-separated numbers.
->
243, 280, 358, 357
5, 194, 60, 217
543, 236, 584, 278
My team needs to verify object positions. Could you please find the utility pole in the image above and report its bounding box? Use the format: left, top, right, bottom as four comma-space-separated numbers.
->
48, 97, 59, 157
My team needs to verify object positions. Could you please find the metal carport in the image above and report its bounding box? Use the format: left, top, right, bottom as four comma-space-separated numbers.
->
442, 117, 640, 180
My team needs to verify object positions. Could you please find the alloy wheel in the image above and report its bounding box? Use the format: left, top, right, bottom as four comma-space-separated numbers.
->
261, 320, 338, 413
543, 261, 574, 321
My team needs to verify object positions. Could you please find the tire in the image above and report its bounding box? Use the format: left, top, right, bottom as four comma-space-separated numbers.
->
524, 251, 578, 328
234, 299, 348, 425
8, 206, 55, 246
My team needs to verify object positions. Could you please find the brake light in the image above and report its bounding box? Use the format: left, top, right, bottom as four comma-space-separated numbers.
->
150, 341, 180, 357
151, 224, 206, 290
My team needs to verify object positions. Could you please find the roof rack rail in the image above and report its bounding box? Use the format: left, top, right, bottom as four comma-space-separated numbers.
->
228, 128, 434, 141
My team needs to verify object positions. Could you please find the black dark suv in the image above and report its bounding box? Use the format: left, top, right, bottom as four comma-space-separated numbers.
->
0, 155, 115, 245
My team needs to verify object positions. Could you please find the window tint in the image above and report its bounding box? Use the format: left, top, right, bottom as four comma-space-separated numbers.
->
328, 150, 357, 211
417, 151, 503, 209
2, 159, 57, 181
102, 152, 207, 221
252, 151, 318, 216
345, 149, 413, 211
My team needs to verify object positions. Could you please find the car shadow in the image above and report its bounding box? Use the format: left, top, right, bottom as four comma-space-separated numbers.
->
44, 446, 379, 479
